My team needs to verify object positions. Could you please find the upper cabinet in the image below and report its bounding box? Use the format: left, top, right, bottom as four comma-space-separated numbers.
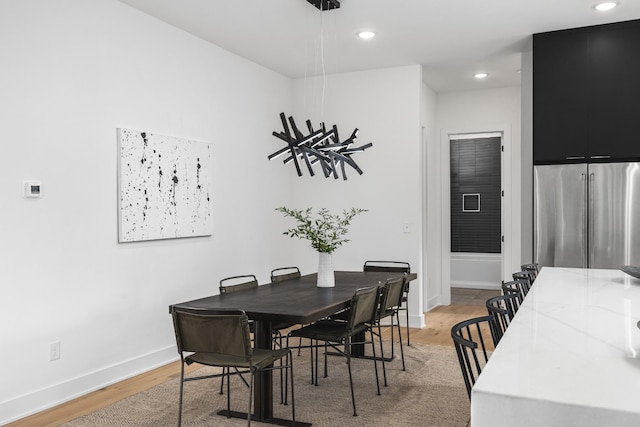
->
534, 20, 640, 164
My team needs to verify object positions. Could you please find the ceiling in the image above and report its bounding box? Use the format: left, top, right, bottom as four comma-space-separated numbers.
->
116, 0, 640, 93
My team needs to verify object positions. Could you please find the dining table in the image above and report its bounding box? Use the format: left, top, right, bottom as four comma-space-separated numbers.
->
471, 267, 640, 426
169, 270, 417, 426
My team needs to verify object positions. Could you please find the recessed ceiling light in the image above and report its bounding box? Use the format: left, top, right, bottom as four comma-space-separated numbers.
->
474, 73, 488, 79
594, 2, 618, 11
357, 31, 376, 40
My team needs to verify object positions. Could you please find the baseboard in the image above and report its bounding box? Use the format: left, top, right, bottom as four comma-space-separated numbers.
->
0, 345, 178, 425
451, 280, 501, 290
426, 294, 441, 311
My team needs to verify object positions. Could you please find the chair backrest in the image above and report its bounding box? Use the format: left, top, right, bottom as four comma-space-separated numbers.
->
521, 263, 540, 275
270, 267, 301, 283
451, 315, 500, 399
486, 294, 519, 339
219, 275, 258, 294
346, 286, 381, 330
363, 260, 410, 273
501, 280, 528, 304
380, 275, 406, 312
171, 307, 252, 360
512, 271, 535, 291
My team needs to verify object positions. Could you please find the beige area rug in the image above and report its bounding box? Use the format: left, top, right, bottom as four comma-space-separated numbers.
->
62, 344, 469, 427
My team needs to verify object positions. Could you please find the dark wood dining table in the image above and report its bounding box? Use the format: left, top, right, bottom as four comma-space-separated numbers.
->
169, 270, 417, 426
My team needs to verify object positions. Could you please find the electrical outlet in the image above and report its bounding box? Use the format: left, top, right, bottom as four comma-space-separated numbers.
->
402, 222, 410, 233
50, 341, 60, 361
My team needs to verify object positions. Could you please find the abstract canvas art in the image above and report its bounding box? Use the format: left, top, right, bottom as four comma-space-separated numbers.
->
117, 128, 213, 242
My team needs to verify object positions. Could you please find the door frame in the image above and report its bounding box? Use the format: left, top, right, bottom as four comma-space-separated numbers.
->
439, 125, 513, 305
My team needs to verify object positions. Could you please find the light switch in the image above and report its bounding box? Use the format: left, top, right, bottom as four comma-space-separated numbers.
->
24, 181, 42, 198
403, 222, 410, 233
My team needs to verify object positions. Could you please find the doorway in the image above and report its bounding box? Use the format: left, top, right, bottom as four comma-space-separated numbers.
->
448, 132, 503, 291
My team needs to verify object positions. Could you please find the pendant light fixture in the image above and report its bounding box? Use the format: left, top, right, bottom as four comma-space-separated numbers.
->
268, 0, 373, 180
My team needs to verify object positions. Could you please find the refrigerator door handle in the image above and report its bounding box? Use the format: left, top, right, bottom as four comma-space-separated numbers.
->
588, 172, 595, 267
582, 172, 588, 268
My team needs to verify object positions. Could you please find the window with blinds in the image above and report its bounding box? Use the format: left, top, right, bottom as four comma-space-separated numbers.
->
450, 135, 502, 254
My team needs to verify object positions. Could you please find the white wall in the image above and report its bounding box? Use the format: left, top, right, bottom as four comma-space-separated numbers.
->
427, 86, 522, 307
0, 0, 294, 423
288, 65, 426, 329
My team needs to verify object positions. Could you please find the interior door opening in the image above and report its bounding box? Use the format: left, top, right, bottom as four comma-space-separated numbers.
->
449, 132, 503, 290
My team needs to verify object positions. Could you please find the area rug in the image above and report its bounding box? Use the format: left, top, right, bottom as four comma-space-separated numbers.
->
61, 344, 469, 426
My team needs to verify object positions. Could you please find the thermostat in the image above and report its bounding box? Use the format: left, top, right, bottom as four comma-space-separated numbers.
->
24, 181, 42, 198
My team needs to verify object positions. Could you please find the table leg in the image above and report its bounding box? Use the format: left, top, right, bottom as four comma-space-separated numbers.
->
253, 320, 273, 420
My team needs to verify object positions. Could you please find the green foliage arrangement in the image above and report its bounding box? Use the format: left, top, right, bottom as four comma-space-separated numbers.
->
276, 207, 367, 254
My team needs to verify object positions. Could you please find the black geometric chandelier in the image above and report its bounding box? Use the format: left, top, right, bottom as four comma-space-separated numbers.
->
269, 112, 372, 180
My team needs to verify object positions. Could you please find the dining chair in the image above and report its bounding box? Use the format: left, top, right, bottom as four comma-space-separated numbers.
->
171, 307, 296, 427
219, 274, 259, 293
270, 266, 301, 282
373, 275, 407, 386
501, 279, 529, 305
218, 275, 259, 394
269, 267, 303, 402
513, 270, 536, 292
363, 260, 412, 345
485, 293, 519, 340
450, 315, 500, 399
286, 286, 382, 416
521, 263, 540, 278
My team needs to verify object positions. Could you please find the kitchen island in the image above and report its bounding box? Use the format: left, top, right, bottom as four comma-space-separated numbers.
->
472, 267, 640, 426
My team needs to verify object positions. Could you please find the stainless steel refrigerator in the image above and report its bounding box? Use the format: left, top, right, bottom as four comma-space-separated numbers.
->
534, 162, 640, 268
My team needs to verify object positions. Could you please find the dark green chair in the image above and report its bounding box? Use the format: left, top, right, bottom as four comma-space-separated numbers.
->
287, 286, 382, 416
171, 307, 296, 427
374, 275, 407, 386
363, 260, 412, 345
270, 266, 301, 283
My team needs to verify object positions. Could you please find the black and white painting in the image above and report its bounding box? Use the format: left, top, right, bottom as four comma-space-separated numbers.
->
117, 128, 213, 242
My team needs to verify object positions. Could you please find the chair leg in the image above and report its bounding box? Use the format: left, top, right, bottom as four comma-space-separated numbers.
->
314, 340, 319, 386
345, 337, 357, 416
389, 315, 396, 359
178, 362, 185, 427
405, 306, 411, 346
284, 335, 291, 405
377, 322, 388, 386
396, 311, 406, 371
219, 367, 225, 394
226, 367, 231, 417
370, 328, 381, 396
323, 342, 328, 378
288, 351, 296, 425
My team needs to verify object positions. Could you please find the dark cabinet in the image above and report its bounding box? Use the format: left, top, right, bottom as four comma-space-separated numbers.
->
534, 20, 640, 164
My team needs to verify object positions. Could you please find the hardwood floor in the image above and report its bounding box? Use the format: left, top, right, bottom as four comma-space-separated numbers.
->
8, 289, 493, 426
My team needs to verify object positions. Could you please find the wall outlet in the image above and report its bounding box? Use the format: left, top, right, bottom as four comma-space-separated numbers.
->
402, 222, 411, 233
49, 341, 60, 361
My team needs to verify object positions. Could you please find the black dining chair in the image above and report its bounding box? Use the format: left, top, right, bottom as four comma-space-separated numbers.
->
451, 315, 501, 399
513, 270, 536, 292
521, 263, 540, 279
486, 294, 519, 340
363, 260, 412, 345
171, 307, 296, 427
286, 286, 382, 416
502, 279, 529, 305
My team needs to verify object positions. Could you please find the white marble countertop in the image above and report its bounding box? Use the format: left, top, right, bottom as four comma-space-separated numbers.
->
471, 267, 640, 427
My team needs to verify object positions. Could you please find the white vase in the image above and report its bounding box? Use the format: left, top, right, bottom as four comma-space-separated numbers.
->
317, 252, 335, 287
